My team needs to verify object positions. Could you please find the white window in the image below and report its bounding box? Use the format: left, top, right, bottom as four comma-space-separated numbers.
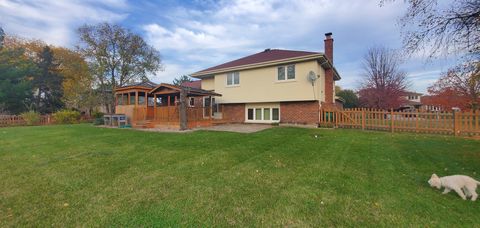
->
189, 97, 195, 107
246, 107, 280, 122
277, 65, 295, 81
226, 72, 240, 86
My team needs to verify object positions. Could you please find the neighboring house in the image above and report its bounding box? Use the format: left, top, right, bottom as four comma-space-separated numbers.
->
398, 91, 423, 110
190, 33, 341, 125
419, 96, 439, 111
399, 91, 446, 112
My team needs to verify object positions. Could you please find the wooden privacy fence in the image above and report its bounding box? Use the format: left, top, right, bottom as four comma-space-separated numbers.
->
0, 115, 53, 127
319, 108, 480, 136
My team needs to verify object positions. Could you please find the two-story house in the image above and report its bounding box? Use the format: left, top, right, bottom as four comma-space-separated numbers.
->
190, 33, 341, 125
398, 91, 423, 111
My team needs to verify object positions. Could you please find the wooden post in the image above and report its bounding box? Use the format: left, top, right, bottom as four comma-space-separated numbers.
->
415, 109, 419, 133
135, 91, 138, 106
167, 95, 170, 123
453, 110, 459, 136
154, 94, 157, 121
390, 109, 394, 133
144, 92, 147, 120
361, 108, 365, 130
475, 110, 479, 135
179, 88, 188, 130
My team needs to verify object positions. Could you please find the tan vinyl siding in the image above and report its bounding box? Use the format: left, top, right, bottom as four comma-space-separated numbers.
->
210, 60, 326, 104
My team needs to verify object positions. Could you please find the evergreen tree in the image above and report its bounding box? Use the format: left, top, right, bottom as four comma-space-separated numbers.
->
173, 75, 193, 86
33, 46, 64, 113
336, 89, 359, 109
0, 48, 36, 114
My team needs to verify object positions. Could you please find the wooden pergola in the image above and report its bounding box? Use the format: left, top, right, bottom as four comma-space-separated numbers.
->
114, 82, 221, 130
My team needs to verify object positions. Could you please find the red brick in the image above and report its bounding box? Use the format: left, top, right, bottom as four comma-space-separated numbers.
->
221, 103, 245, 123
280, 101, 319, 125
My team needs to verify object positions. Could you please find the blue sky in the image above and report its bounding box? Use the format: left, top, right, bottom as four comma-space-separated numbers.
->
0, 0, 459, 93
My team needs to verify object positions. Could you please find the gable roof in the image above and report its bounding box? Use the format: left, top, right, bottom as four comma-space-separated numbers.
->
115, 80, 159, 92
196, 49, 320, 74
117, 80, 158, 89
404, 91, 423, 96
191, 49, 340, 80
150, 83, 221, 97
181, 80, 201, 89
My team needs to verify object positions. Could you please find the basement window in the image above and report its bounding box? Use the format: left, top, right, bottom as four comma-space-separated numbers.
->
246, 107, 280, 122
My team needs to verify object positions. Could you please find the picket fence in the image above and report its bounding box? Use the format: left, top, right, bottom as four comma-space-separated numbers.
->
0, 115, 53, 127
319, 108, 480, 136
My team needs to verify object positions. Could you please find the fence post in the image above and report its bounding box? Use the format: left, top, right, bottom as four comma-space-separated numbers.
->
390, 109, 394, 133
453, 110, 459, 136
361, 109, 365, 130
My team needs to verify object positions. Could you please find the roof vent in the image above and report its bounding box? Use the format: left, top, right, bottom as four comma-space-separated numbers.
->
264, 48, 271, 52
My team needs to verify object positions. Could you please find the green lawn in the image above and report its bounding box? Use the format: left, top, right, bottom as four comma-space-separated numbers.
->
1, 124, 479, 227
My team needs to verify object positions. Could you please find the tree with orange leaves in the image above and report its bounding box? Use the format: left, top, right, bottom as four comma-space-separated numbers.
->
427, 62, 480, 111
3, 35, 96, 113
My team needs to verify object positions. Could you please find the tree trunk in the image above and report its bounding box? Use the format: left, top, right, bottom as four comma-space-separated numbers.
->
179, 88, 188, 130
111, 72, 116, 113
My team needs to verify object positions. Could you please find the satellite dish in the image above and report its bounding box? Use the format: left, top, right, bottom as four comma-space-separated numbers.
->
307, 71, 317, 85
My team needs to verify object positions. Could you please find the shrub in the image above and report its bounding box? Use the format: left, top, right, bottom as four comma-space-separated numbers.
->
53, 110, 80, 124
92, 111, 104, 119
93, 117, 104, 125
20, 111, 41, 125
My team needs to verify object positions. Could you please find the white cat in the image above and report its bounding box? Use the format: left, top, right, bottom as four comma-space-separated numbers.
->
428, 174, 480, 201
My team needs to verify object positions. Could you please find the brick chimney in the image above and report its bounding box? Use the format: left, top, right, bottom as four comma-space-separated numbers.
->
323, 32, 335, 108
324, 32, 333, 63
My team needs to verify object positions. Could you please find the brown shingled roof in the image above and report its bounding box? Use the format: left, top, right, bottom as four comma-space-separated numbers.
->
181, 80, 201, 89
193, 49, 321, 75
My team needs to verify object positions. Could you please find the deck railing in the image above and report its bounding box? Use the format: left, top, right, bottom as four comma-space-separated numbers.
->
320, 108, 480, 136
132, 105, 226, 128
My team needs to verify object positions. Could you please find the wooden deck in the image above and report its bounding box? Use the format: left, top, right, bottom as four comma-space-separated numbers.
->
129, 106, 223, 129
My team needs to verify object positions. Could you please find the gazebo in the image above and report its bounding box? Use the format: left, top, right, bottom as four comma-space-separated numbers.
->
114, 81, 222, 129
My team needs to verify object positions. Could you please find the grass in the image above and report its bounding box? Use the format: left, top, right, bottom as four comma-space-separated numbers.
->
0, 124, 479, 227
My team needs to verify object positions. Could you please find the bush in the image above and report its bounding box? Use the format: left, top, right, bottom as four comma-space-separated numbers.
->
53, 110, 80, 124
20, 111, 41, 125
92, 111, 104, 119
93, 117, 104, 125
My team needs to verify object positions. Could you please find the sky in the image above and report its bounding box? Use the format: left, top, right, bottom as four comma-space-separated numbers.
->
0, 0, 459, 93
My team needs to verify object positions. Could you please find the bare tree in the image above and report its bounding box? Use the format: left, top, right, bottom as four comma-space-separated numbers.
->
381, 0, 480, 58
77, 23, 163, 113
428, 61, 480, 110
358, 46, 409, 109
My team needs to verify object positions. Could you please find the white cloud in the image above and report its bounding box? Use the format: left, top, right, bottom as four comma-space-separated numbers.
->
0, 0, 128, 46
0, 0, 450, 92
143, 0, 409, 78
150, 62, 201, 84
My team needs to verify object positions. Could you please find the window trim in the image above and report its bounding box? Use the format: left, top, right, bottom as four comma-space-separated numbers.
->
226, 72, 240, 87
245, 106, 280, 123
276, 64, 296, 82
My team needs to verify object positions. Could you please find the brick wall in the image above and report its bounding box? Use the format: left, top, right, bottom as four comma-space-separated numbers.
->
221, 103, 245, 123
280, 101, 319, 125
